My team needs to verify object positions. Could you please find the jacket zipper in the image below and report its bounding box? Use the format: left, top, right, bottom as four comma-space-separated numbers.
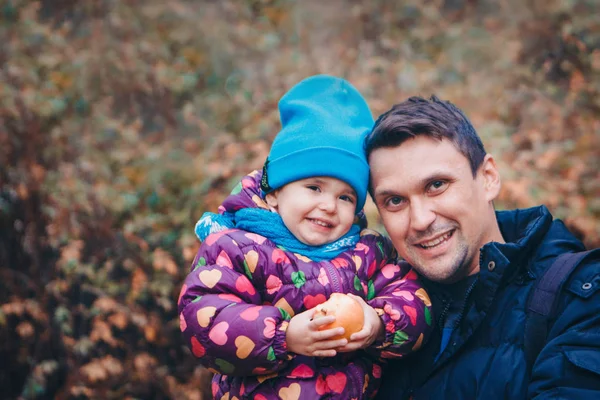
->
323, 261, 342, 293
454, 276, 479, 330
432, 276, 480, 364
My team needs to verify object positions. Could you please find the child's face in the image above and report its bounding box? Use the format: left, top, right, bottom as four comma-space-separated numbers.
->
265, 177, 357, 246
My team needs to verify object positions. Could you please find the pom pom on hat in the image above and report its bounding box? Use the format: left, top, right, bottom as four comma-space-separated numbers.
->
261, 75, 373, 212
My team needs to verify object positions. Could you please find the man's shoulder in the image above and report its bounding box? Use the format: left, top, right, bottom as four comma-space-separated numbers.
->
520, 249, 599, 328
563, 249, 600, 299
529, 249, 599, 297
525, 249, 600, 328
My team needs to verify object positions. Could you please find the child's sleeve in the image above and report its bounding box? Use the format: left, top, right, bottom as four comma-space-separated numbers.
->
359, 232, 434, 359
177, 231, 293, 376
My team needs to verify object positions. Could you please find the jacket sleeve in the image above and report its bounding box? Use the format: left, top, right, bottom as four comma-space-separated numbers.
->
528, 259, 600, 398
178, 230, 293, 376
358, 232, 434, 359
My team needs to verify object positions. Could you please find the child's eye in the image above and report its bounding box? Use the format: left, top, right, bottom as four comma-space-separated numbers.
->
306, 185, 321, 192
339, 194, 355, 203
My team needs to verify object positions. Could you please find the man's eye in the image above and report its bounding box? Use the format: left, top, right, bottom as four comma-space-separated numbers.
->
428, 180, 448, 193
385, 196, 405, 208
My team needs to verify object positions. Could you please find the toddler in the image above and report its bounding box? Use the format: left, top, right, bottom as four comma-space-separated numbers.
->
178, 75, 433, 399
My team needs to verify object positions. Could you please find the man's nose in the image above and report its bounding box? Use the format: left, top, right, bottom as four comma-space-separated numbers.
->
409, 199, 436, 231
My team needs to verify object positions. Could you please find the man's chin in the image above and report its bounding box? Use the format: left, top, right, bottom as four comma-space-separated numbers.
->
407, 245, 471, 283
409, 258, 463, 284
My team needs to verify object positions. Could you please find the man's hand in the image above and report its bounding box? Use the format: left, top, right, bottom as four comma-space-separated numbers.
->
285, 308, 348, 357
336, 294, 384, 352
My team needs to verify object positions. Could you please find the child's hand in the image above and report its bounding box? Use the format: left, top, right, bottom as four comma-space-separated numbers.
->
285, 308, 348, 357
336, 294, 385, 352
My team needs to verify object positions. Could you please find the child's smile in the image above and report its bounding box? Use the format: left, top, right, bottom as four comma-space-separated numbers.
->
308, 218, 334, 229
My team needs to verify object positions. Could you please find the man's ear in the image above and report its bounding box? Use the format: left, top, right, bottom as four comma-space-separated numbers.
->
264, 192, 278, 212
480, 154, 501, 202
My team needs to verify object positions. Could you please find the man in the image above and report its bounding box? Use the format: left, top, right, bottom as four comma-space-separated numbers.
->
367, 96, 600, 399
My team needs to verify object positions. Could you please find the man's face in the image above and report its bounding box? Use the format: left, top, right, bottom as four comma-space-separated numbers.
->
369, 136, 502, 283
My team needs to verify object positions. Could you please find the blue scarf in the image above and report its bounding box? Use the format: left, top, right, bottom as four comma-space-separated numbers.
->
195, 209, 360, 261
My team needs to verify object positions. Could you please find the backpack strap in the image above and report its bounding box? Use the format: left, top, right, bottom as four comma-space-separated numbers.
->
524, 249, 599, 366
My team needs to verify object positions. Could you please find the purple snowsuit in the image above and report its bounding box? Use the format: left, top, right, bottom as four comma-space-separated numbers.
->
178, 171, 433, 399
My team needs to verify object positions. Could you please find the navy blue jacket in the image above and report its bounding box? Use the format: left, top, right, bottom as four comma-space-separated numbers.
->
377, 206, 600, 399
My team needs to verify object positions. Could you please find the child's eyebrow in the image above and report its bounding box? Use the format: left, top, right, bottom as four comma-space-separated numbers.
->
310, 178, 326, 184
307, 177, 356, 196
339, 187, 357, 198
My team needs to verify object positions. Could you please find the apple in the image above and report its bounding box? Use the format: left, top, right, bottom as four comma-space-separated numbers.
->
313, 293, 364, 341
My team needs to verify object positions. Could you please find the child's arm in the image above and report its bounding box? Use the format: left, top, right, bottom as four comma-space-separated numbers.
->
337, 232, 433, 357
365, 259, 433, 358
177, 231, 293, 376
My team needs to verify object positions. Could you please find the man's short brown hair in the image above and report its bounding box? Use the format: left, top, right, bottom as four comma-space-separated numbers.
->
365, 96, 487, 177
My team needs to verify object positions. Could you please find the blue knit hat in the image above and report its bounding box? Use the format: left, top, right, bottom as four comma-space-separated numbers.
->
261, 75, 373, 212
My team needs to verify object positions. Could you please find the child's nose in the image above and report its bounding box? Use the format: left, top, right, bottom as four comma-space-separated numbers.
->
318, 197, 337, 213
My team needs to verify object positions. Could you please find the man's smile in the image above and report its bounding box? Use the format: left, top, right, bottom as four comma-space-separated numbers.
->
416, 230, 455, 249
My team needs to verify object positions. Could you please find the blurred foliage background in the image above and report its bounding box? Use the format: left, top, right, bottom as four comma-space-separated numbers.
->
1, 0, 598, 399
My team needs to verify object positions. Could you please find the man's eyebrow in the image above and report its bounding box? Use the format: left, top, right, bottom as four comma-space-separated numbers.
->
373, 188, 399, 198
418, 171, 452, 186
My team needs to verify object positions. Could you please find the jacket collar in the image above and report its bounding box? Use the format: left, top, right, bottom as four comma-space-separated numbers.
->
495, 205, 553, 263
486, 205, 584, 280
482, 205, 553, 278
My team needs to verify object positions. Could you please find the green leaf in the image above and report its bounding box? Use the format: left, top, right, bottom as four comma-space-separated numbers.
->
367, 280, 375, 300
243, 260, 253, 280
278, 307, 291, 321
267, 346, 276, 361
291, 271, 306, 289
215, 358, 235, 374
425, 306, 432, 326
393, 330, 409, 345
230, 182, 242, 195
377, 241, 385, 257
354, 276, 362, 292
194, 257, 206, 271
